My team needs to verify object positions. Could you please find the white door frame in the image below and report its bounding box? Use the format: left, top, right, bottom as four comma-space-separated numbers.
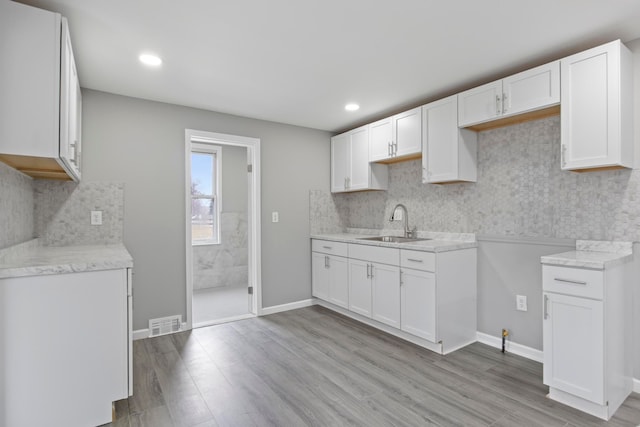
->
185, 129, 262, 330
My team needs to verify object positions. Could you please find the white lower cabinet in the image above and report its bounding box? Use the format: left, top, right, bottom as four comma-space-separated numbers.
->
348, 258, 373, 317
311, 238, 477, 355
400, 268, 436, 342
543, 292, 604, 403
1, 268, 131, 427
371, 263, 400, 328
542, 262, 632, 420
311, 241, 348, 308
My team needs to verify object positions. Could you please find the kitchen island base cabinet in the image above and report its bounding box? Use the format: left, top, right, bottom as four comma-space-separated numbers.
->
1, 269, 131, 427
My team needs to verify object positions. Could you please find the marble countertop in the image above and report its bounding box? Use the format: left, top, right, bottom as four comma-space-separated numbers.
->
0, 242, 133, 279
310, 232, 477, 253
540, 240, 633, 270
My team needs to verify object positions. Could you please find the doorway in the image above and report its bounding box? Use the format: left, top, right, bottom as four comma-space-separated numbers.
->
185, 129, 261, 329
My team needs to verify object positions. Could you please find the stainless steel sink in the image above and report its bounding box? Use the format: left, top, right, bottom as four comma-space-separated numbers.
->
357, 235, 431, 243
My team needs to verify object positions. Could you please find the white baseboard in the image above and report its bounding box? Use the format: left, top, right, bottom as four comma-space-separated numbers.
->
259, 298, 315, 316
476, 332, 543, 363
634, 378, 640, 393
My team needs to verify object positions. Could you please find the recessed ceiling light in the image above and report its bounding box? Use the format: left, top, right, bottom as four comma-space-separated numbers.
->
139, 53, 162, 67
345, 103, 360, 112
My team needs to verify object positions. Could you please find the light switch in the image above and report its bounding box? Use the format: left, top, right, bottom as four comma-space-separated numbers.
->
91, 210, 103, 225
272, 211, 279, 223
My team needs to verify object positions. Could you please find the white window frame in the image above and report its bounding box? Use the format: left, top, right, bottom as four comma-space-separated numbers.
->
190, 143, 222, 246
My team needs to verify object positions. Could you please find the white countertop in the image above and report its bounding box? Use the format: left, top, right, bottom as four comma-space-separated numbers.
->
310, 232, 477, 253
0, 241, 133, 279
540, 240, 633, 270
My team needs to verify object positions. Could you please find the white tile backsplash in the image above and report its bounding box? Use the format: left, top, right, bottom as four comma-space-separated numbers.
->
313, 116, 640, 242
0, 162, 34, 249
34, 181, 124, 246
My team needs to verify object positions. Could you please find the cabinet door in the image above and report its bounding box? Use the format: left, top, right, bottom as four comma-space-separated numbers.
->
502, 61, 559, 118
59, 18, 81, 181
311, 252, 329, 300
401, 268, 436, 342
348, 126, 370, 190
543, 292, 604, 404
423, 96, 459, 183
327, 255, 349, 308
371, 263, 400, 328
369, 117, 393, 162
330, 133, 350, 193
348, 259, 372, 317
0, 1, 60, 158
457, 80, 503, 127
393, 107, 422, 158
561, 41, 629, 170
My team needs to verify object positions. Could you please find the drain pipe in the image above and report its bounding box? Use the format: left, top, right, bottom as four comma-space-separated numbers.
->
501, 329, 509, 353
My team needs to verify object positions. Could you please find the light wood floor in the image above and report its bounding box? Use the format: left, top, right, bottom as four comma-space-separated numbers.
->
104, 305, 640, 427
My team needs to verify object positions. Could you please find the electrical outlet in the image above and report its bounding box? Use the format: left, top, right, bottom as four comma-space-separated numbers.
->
271, 211, 279, 223
516, 295, 527, 311
90, 210, 103, 225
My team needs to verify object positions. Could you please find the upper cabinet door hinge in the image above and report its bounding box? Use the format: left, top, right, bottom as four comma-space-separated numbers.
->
247, 164, 253, 173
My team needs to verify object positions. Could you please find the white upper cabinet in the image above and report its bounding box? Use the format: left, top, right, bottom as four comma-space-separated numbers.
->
369, 107, 422, 162
0, 1, 82, 181
458, 61, 560, 128
331, 126, 388, 193
560, 40, 633, 171
422, 95, 477, 184
457, 80, 503, 128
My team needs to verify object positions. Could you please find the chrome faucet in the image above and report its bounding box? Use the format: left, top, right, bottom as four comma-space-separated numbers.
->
389, 203, 416, 238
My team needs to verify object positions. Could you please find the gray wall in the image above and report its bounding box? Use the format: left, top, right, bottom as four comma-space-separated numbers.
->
220, 145, 248, 213
81, 90, 331, 330
0, 162, 33, 249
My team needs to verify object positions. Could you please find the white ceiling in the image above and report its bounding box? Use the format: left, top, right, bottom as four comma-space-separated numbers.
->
15, 0, 640, 132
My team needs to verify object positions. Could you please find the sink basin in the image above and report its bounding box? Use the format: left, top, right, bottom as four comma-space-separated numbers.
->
358, 235, 431, 243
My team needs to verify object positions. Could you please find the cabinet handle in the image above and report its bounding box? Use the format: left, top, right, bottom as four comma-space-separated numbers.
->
553, 277, 587, 286
370, 264, 374, 279
324, 255, 328, 268
400, 270, 403, 285
407, 258, 423, 263
393, 141, 398, 156
495, 95, 501, 115
543, 294, 549, 319
326, 256, 330, 268
322, 246, 332, 250
561, 145, 567, 167
366, 263, 370, 278
388, 142, 392, 157
502, 93, 508, 113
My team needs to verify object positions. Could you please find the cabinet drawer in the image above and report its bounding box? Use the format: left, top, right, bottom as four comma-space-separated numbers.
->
311, 240, 348, 257
400, 249, 435, 272
543, 265, 604, 300
348, 244, 399, 266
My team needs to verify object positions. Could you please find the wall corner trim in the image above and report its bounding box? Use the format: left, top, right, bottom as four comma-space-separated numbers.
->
476, 331, 543, 363
259, 299, 315, 316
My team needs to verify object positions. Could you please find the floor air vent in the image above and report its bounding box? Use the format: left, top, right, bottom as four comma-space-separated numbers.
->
149, 315, 182, 337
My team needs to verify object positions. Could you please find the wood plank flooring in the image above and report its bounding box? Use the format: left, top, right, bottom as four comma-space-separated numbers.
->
103, 306, 640, 427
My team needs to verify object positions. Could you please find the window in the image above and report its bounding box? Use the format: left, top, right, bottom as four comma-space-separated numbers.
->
191, 144, 221, 245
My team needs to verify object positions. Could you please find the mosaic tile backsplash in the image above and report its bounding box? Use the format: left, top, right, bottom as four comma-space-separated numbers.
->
34, 181, 125, 246
0, 162, 34, 249
313, 116, 640, 242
